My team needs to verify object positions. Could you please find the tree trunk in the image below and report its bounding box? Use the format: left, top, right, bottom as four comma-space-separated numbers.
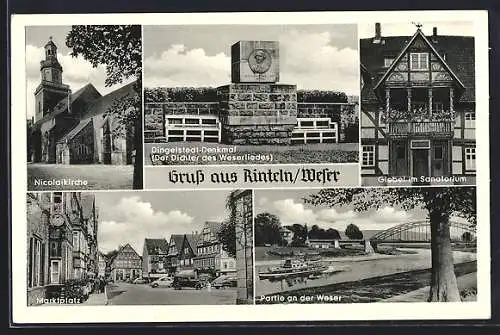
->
133, 109, 143, 189
428, 210, 461, 302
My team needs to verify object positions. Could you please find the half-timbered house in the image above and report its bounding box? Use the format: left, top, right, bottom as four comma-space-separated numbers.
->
360, 24, 475, 186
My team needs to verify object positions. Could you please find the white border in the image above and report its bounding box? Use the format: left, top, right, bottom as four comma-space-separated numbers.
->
11, 10, 490, 323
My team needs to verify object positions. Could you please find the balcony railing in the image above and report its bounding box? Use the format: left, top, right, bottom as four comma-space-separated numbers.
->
388, 120, 454, 138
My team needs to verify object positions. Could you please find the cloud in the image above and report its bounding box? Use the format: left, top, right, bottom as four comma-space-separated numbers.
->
143, 29, 359, 94
258, 196, 269, 206
25, 44, 134, 119
279, 30, 359, 94
371, 206, 412, 223
144, 44, 230, 88
316, 208, 357, 222
98, 196, 194, 253
265, 199, 414, 233
272, 198, 317, 226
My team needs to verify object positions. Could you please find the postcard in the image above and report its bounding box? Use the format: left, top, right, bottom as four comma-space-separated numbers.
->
10, 10, 490, 324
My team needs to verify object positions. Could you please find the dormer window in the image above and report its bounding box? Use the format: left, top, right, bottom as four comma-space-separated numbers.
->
410, 53, 429, 71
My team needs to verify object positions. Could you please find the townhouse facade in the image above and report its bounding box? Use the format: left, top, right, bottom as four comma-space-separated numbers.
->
110, 244, 142, 281
194, 221, 236, 276
27, 192, 100, 305
97, 252, 107, 278
142, 238, 169, 279
165, 234, 185, 274
178, 234, 200, 271
360, 24, 476, 186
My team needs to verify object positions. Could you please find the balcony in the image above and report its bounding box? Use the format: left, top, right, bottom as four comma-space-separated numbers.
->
388, 120, 454, 138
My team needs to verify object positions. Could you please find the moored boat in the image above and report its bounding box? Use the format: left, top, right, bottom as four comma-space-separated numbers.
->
258, 258, 328, 280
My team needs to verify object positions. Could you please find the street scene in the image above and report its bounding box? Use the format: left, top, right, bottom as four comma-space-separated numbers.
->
27, 189, 254, 306
254, 187, 477, 304
26, 25, 143, 191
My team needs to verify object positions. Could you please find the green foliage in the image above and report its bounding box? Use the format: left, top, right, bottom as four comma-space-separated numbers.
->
66, 25, 142, 88
345, 223, 364, 240
144, 87, 218, 103
217, 190, 241, 258
297, 90, 348, 103
286, 224, 308, 247
304, 187, 476, 225
254, 212, 283, 246
144, 87, 349, 103
308, 225, 341, 240
217, 220, 236, 258
144, 87, 170, 103
66, 25, 143, 189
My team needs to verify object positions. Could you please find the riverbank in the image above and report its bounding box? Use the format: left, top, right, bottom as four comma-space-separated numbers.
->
256, 261, 477, 304
380, 272, 477, 302
256, 248, 477, 296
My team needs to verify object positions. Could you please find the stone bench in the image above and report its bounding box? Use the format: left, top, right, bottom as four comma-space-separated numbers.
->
291, 117, 338, 144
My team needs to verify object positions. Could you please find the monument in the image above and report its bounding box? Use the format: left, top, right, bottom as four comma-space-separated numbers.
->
217, 41, 298, 145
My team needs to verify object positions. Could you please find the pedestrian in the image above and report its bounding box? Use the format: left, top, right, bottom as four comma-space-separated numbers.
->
100, 278, 106, 293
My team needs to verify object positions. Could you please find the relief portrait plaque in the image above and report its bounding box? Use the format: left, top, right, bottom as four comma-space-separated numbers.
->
248, 49, 272, 74
231, 41, 279, 83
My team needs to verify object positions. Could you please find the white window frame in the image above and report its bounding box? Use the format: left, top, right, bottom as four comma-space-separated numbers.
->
361, 145, 375, 167
465, 147, 476, 171
51, 260, 60, 284
384, 58, 394, 68
465, 112, 476, 129
29, 237, 43, 288
410, 52, 429, 71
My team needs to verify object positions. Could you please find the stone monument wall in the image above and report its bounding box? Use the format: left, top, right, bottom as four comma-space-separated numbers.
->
217, 83, 297, 145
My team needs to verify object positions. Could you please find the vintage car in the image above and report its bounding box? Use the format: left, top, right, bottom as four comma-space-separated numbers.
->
150, 276, 174, 288
211, 275, 237, 289
172, 270, 204, 290
133, 277, 148, 284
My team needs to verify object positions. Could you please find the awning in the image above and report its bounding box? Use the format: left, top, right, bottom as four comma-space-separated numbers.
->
175, 269, 196, 277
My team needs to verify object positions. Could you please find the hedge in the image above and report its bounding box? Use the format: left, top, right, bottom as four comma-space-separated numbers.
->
145, 87, 348, 103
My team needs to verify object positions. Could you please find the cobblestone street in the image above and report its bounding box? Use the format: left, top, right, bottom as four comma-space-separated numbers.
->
106, 282, 238, 305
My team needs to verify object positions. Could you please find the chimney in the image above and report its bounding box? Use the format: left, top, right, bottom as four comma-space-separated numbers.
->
433, 27, 438, 37
373, 23, 382, 44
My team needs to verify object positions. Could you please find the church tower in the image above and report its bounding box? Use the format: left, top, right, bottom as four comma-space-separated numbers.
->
34, 37, 71, 122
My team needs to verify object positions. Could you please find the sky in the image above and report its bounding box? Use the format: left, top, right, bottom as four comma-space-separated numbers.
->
143, 24, 359, 95
94, 190, 233, 254
255, 189, 432, 233
358, 21, 475, 38
25, 26, 135, 120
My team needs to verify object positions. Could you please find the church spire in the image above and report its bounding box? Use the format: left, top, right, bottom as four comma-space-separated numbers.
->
40, 36, 63, 84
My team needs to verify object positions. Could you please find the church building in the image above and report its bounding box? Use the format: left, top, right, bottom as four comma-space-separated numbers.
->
29, 37, 137, 165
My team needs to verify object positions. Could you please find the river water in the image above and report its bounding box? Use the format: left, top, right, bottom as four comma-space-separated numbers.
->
255, 248, 477, 297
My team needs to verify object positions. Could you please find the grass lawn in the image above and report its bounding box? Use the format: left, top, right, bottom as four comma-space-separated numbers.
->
145, 142, 359, 165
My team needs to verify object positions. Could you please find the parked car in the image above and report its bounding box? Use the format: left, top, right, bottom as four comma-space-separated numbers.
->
45, 284, 65, 299
211, 275, 237, 289
150, 276, 174, 288
133, 278, 148, 284
172, 273, 204, 290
